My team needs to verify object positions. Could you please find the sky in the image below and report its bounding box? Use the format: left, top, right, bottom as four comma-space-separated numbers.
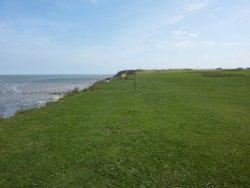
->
0, 0, 250, 74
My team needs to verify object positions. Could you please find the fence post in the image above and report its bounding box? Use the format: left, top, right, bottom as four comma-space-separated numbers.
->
134, 73, 137, 92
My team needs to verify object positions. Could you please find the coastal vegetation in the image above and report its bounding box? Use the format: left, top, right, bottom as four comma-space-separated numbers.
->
0, 69, 250, 187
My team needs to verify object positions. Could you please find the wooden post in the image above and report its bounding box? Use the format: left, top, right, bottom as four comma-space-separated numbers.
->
134, 74, 137, 92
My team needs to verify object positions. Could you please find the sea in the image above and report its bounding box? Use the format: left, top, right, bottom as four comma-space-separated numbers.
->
0, 75, 111, 118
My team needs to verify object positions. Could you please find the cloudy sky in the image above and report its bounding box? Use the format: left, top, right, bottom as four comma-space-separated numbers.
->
0, 0, 250, 74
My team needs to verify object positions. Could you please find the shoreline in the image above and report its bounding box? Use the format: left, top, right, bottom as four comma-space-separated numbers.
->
2, 68, 247, 119
0, 76, 113, 119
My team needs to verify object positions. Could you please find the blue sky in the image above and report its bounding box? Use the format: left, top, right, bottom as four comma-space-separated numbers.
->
0, 0, 250, 74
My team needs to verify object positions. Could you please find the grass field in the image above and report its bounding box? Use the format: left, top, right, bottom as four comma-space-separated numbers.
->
0, 69, 250, 187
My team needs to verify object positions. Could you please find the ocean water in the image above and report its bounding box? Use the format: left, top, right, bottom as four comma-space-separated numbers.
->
0, 75, 111, 118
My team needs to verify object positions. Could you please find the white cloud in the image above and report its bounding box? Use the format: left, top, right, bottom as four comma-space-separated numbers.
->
168, 14, 184, 24
172, 30, 187, 39
171, 30, 217, 48
215, 6, 222, 11
0, 19, 71, 53
172, 39, 216, 48
168, 2, 208, 25
149, 40, 167, 48
172, 30, 199, 39
173, 30, 186, 35
209, 5, 222, 17
1, 19, 74, 32
186, 2, 207, 12
174, 40, 194, 48
154, 44, 165, 48
167, 2, 207, 25
199, 41, 215, 47
189, 33, 199, 38
221, 42, 240, 47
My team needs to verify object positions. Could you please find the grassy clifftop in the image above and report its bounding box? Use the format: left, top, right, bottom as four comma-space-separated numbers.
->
1, 69, 250, 187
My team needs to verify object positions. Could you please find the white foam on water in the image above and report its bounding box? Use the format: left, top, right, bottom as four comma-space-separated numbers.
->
11, 85, 21, 93
52, 96, 62, 99
36, 100, 45, 104
0, 75, 111, 117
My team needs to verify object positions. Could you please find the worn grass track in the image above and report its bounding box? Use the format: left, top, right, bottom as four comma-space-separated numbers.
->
1, 69, 250, 187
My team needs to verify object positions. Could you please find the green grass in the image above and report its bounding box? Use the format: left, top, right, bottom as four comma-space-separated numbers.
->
1, 69, 250, 187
